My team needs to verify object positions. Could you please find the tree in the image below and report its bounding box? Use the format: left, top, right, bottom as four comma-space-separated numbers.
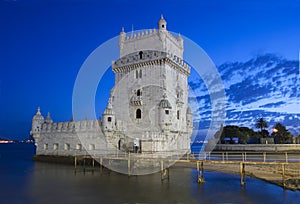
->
271, 123, 293, 144
260, 129, 270, 138
255, 118, 268, 137
218, 125, 248, 144
239, 126, 261, 141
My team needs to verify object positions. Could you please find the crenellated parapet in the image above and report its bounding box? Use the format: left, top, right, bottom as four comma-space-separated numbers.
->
119, 16, 184, 58
40, 120, 101, 133
120, 29, 182, 49
123, 28, 158, 42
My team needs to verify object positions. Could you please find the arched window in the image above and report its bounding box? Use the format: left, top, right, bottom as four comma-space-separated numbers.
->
53, 143, 59, 150
139, 51, 143, 59
139, 70, 142, 78
76, 144, 82, 150
64, 143, 70, 150
136, 109, 141, 119
137, 89, 141, 96
43, 144, 48, 150
177, 110, 180, 120
136, 70, 138, 79
107, 117, 112, 122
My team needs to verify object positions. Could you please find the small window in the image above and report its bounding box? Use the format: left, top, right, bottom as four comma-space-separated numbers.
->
165, 110, 169, 115
89, 144, 95, 150
136, 70, 139, 79
137, 89, 141, 96
108, 117, 112, 122
177, 110, 180, 120
76, 144, 82, 150
136, 109, 141, 119
53, 143, 59, 150
139, 51, 143, 59
139, 70, 142, 78
64, 143, 70, 150
44, 144, 48, 150
162, 24, 165, 28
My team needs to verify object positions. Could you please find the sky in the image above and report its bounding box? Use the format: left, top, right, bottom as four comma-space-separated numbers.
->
0, 0, 300, 140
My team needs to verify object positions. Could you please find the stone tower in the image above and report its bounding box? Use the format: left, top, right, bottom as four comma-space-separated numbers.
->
104, 16, 193, 153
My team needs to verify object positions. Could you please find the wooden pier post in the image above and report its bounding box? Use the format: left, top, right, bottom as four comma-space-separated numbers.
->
160, 160, 170, 182
100, 157, 103, 175
83, 157, 86, 174
282, 164, 286, 189
197, 161, 205, 183
240, 162, 246, 186
92, 158, 95, 174
161, 160, 164, 181
74, 156, 77, 174
128, 153, 131, 177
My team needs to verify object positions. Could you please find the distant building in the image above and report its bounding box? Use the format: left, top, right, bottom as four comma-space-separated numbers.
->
260, 138, 275, 144
31, 16, 193, 157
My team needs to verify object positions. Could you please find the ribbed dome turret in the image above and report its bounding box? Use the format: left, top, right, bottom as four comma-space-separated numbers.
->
33, 107, 44, 121
103, 100, 114, 115
159, 98, 172, 109
45, 112, 53, 123
158, 15, 167, 30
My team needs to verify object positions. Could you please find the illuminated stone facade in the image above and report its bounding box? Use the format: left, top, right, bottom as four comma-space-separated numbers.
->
31, 16, 193, 156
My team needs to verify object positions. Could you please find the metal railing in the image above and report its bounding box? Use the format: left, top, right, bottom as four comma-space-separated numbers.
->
193, 151, 300, 163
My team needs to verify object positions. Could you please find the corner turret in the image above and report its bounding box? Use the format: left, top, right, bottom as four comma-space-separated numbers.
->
158, 15, 167, 30
119, 27, 126, 50
30, 106, 44, 145
45, 112, 53, 124
186, 106, 193, 129
102, 98, 116, 132
159, 94, 173, 131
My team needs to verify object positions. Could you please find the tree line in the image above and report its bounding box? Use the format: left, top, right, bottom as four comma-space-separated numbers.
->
214, 118, 298, 144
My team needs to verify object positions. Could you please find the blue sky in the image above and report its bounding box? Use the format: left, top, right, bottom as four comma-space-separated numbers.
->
0, 0, 299, 140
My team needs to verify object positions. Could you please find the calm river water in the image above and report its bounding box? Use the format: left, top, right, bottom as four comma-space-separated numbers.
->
0, 143, 299, 204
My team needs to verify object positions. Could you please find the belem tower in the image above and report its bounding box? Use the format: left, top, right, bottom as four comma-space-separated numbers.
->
31, 16, 193, 157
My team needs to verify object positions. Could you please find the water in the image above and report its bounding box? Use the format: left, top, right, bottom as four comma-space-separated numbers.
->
1, 143, 299, 204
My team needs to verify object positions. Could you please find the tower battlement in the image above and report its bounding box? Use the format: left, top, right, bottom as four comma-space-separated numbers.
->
39, 120, 101, 133
119, 16, 184, 58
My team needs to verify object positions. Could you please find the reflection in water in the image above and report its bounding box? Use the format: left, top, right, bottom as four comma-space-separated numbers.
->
25, 162, 300, 204
1, 144, 299, 204
28, 163, 197, 204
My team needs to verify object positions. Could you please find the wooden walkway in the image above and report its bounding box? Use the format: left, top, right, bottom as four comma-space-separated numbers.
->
73, 151, 300, 189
